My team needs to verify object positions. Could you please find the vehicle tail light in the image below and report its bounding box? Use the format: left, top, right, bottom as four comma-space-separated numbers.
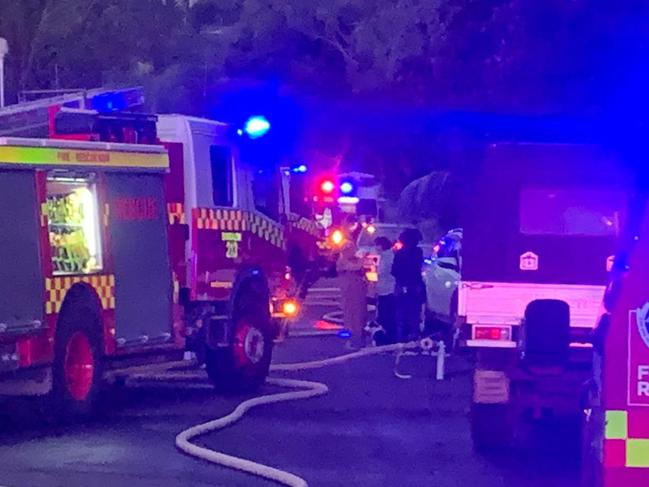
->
472, 325, 512, 341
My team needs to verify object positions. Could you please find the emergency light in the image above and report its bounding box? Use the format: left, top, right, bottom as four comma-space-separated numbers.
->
340, 181, 354, 194
243, 116, 271, 139
320, 180, 335, 194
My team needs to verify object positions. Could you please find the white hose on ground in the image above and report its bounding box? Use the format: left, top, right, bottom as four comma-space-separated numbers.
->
175, 342, 417, 487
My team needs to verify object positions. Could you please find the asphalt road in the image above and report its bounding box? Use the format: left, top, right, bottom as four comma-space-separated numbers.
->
0, 289, 582, 487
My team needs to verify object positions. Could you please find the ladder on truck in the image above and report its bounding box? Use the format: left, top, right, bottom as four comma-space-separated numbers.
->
0, 86, 145, 138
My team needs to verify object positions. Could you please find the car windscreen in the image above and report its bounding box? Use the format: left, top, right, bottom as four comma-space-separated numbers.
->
358, 226, 404, 248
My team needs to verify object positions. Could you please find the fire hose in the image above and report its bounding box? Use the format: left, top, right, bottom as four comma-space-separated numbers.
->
173, 342, 425, 487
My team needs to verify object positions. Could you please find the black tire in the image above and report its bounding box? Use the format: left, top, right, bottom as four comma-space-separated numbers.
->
471, 402, 515, 452
206, 276, 273, 393
51, 285, 103, 419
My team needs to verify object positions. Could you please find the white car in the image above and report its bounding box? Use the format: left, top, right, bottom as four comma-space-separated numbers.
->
423, 229, 463, 324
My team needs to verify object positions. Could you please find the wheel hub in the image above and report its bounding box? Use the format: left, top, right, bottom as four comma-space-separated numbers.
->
64, 331, 94, 402
234, 323, 265, 365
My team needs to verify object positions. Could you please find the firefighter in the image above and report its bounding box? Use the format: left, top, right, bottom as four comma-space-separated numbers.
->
392, 228, 425, 342
337, 226, 368, 349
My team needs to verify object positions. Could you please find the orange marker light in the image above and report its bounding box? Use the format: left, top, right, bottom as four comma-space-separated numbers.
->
331, 229, 345, 246
283, 300, 298, 316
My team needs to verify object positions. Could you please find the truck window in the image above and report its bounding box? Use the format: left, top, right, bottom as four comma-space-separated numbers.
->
289, 175, 311, 218
46, 175, 103, 275
210, 145, 233, 207
252, 169, 280, 221
520, 187, 624, 237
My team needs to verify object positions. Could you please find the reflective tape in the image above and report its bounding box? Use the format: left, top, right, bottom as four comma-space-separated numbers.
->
606, 410, 628, 440
168, 202, 186, 225
45, 274, 115, 315
193, 208, 285, 249
605, 410, 649, 468
627, 439, 649, 467
290, 215, 321, 237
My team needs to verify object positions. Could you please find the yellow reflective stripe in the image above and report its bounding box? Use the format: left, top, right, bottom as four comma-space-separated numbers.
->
606, 410, 628, 440
627, 439, 649, 467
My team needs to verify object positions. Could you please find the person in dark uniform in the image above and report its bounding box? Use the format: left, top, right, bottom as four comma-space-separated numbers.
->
392, 228, 425, 342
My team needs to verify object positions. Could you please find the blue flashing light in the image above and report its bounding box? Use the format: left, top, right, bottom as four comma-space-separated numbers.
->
244, 116, 271, 139
91, 92, 128, 112
340, 181, 354, 194
337, 329, 352, 339
291, 164, 308, 174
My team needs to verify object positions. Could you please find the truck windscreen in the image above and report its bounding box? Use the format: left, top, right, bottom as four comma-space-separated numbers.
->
520, 187, 625, 237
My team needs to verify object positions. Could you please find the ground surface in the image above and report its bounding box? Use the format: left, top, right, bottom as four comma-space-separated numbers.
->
0, 283, 582, 487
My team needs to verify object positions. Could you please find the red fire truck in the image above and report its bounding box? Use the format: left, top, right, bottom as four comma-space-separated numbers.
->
581, 161, 649, 486
0, 137, 179, 416
0, 105, 323, 416
459, 143, 629, 450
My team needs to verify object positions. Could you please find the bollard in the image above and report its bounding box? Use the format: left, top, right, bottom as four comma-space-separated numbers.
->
436, 341, 446, 381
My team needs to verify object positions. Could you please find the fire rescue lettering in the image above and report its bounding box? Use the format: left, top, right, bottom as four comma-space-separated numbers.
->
638, 366, 649, 397
113, 197, 157, 221
629, 304, 649, 406
57, 151, 110, 163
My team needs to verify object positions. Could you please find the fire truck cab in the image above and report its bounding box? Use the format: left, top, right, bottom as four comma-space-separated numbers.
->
155, 115, 317, 367
460, 143, 628, 450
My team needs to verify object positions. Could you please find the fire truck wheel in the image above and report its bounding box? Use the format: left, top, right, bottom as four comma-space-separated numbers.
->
471, 402, 515, 452
51, 293, 103, 418
206, 278, 273, 392
205, 315, 273, 392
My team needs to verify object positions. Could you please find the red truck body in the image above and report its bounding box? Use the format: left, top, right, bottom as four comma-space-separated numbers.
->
0, 100, 323, 413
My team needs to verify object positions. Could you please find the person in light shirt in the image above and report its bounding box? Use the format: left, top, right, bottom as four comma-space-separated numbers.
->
374, 236, 397, 343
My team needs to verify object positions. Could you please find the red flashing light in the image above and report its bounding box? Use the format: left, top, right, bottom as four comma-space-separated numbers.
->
320, 180, 335, 194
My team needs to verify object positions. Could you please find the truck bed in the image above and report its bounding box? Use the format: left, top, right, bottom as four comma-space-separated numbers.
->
459, 281, 605, 328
